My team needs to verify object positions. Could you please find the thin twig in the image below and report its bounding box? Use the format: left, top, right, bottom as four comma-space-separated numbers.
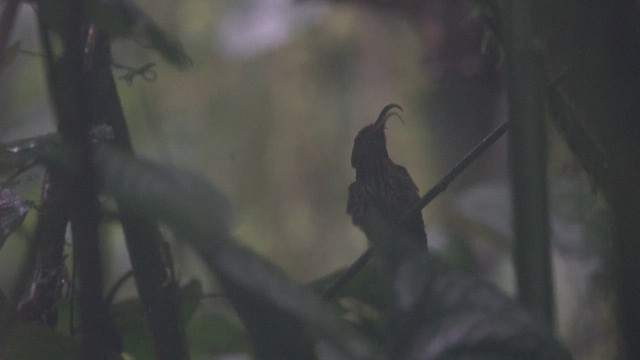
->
409, 120, 510, 216
322, 248, 372, 301
105, 270, 134, 305
323, 120, 510, 300
114, 62, 157, 85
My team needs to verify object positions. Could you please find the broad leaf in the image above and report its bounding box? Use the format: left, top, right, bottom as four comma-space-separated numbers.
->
95, 147, 373, 360
359, 209, 573, 359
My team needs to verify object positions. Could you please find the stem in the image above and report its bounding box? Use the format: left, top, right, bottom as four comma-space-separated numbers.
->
36, 5, 119, 357
90, 30, 190, 360
503, 0, 554, 325
322, 248, 372, 301
16, 172, 69, 327
407, 121, 510, 216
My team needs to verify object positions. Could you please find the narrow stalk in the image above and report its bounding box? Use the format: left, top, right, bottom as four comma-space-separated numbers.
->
36, 4, 119, 357
90, 30, 190, 360
16, 172, 69, 327
503, 1, 554, 325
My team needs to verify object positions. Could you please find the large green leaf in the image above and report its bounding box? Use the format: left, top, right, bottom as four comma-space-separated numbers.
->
355, 209, 573, 359
95, 147, 373, 360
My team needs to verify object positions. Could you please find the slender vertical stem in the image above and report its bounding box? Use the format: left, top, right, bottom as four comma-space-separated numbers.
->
16, 172, 69, 326
91, 30, 190, 360
37, 3, 119, 357
503, 1, 554, 325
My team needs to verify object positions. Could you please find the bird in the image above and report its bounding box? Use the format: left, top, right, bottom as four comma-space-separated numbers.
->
347, 104, 427, 244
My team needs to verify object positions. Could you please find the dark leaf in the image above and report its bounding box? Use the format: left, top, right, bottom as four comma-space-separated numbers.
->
361, 210, 573, 359
0, 188, 31, 249
393, 255, 573, 360
36, 0, 191, 68
94, 147, 373, 360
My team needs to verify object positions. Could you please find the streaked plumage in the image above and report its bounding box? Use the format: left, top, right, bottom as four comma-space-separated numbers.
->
347, 104, 427, 243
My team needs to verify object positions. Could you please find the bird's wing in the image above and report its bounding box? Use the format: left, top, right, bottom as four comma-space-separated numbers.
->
384, 164, 427, 241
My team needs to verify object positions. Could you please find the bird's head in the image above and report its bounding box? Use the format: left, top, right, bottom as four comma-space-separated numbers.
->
351, 104, 403, 169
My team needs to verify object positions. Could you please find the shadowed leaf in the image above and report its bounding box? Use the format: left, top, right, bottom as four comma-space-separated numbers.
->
94, 147, 373, 359
361, 209, 573, 359
0, 188, 30, 249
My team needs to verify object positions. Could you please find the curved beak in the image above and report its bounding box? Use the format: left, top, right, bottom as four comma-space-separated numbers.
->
372, 103, 404, 132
